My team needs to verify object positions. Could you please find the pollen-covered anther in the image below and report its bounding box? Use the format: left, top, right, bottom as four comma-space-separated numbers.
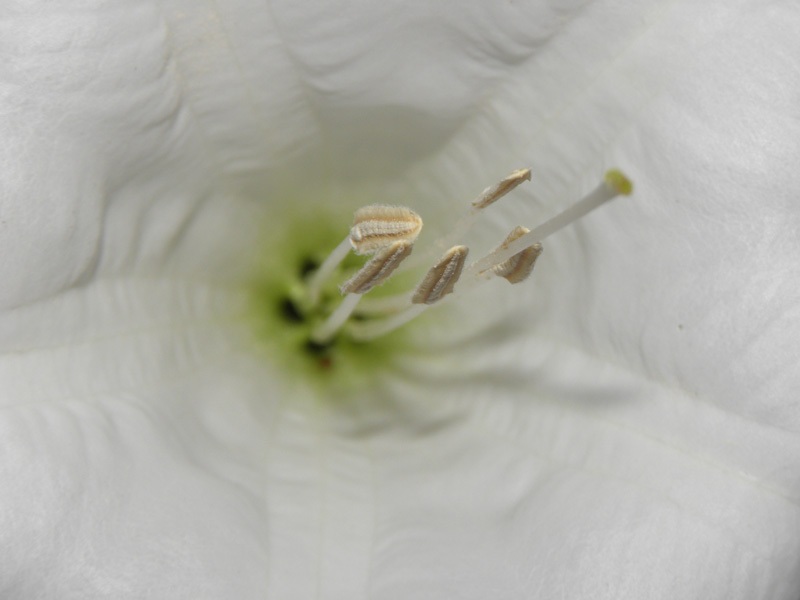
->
492, 226, 543, 284
412, 245, 469, 305
340, 240, 413, 295
471, 169, 532, 211
349, 205, 423, 255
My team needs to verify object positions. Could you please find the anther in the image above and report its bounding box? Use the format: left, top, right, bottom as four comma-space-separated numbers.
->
349, 205, 423, 255
340, 240, 414, 295
306, 205, 422, 305
471, 169, 532, 211
411, 245, 469, 304
492, 227, 543, 284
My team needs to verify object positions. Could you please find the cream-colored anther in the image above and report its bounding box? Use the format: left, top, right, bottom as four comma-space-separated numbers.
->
492, 226, 543, 284
471, 169, 531, 211
340, 240, 413, 295
349, 205, 423, 255
412, 245, 469, 305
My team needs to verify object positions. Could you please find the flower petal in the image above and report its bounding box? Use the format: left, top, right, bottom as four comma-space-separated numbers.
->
0, 279, 282, 598
364, 328, 800, 599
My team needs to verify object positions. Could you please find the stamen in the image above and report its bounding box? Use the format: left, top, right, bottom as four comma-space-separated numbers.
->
348, 304, 426, 342
340, 240, 414, 295
466, 169, 632, 277
354, 292, 412, 316
310, 293, 362, 343
305, 235, 352, 304
471, 168, 532, 210
492, 227, 543, 284
306, 205, 422, 305
411, 245, 469, 305
350, 205, 423, 255
312, 240, 413, 344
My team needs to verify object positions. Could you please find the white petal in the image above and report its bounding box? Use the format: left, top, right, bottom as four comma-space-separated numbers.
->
0, 2, 265, 309
0, 279, 282, 597
368, 331, 800, 599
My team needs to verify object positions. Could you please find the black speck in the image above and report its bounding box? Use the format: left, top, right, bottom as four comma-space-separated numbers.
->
300, 257, 319, 278
305, 338, 334, 356
279, 297, 304, 323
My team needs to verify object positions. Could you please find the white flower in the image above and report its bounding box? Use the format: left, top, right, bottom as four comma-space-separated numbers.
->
1, 1, 799, 599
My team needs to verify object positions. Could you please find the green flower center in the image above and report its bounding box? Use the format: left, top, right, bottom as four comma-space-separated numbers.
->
241, 208, 416, 394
